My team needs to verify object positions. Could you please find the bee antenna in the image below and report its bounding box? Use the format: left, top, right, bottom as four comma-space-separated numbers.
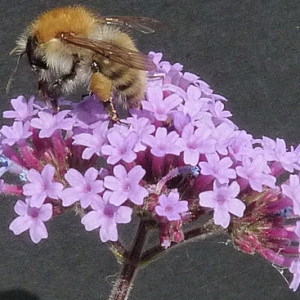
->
6, 52, 23, 94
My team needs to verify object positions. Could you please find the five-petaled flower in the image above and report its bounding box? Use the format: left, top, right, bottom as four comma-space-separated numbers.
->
155, 190, 188, 221
23, 164, 64, 208
60, 167, 104, 208
104, 165, 148, 206
199, 180, 245, 228
81, 191, 132, 242
31, 110, 75, 138
9, 198, 53, 243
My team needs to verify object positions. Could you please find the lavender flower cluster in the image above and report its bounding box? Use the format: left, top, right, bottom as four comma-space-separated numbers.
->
1, 52, 300, 291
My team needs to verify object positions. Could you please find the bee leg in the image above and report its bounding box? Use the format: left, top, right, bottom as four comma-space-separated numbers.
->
38, 80, 59, 112
52, 71, 76, 88
52, 54, 79, 89
90, 71, 120, 123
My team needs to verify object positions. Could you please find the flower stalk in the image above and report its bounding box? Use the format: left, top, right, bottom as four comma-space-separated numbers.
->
109, 219, 149, 300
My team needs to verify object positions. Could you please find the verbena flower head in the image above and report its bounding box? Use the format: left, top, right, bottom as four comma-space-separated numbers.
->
2, 51, 300, 291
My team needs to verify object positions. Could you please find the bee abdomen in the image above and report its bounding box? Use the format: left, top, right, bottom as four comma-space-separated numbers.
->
116, 81, 134, 92
93, 54, 147, 107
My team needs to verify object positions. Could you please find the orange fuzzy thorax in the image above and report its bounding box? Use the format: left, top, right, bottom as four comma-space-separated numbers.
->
31, 6, 97, 43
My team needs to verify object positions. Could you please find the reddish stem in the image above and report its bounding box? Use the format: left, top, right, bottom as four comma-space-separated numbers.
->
109, 220, 149, 300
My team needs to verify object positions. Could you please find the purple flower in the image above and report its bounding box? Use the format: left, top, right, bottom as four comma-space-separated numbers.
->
155, 190, 188, 221
81, 191, 132, 242
1, 121, 32, 146
176, 85, 213, 123
172, 111, 191, 134
177, 71, 199, 91
148, 51, 163, 67
126, 116, 155, 151
228, 130, 254, 160
262, 137, 297, 172
9, 198, 52, 243
31, 110, 75, 138
177, 99, 211, 126
3, 96, 37, 121
162, 83, 187, 101
71, 95, 108, 127
23, 164, 63, 208
199, 153, 236, 184
178, 123, 216, 166
152, 56, 182, 79
163, 63, 183, 84
186, 85, 201, 102
72, 121, 109, 159
60, 167, 104, 208
289, 258, 300, 291
142, 85, 182, 121
104, 165, 148, 206
192, 76, 213, 95
213, 122, 235, 156
209, 100, 232, 123
101, 131, 138, 165
199, 180, 245, 228
236, 155, 276, 192
281, 175, 300, 215
143, 127, 183, 157
295, 220, 300, 238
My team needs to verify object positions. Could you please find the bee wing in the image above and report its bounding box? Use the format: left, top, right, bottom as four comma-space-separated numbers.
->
100, 16, 163, 34
62, 34, 156, 71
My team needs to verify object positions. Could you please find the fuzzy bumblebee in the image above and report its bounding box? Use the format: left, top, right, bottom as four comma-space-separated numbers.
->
13, 6, 158, 121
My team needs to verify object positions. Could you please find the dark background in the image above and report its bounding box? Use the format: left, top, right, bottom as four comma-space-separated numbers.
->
0, 0, 300, 299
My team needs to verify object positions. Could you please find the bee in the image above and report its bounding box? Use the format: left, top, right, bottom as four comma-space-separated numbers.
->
11, 5, 160, 121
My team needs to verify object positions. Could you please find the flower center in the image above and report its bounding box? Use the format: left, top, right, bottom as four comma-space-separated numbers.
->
188, 142, 197, 150
27, 206, 39, 218
165, 205, 173, 213
123, 181, 131, 192
103, 205, 115, 218
216, 193, 226, 205
120, 147, 126, 155
84, 183, 92, 193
